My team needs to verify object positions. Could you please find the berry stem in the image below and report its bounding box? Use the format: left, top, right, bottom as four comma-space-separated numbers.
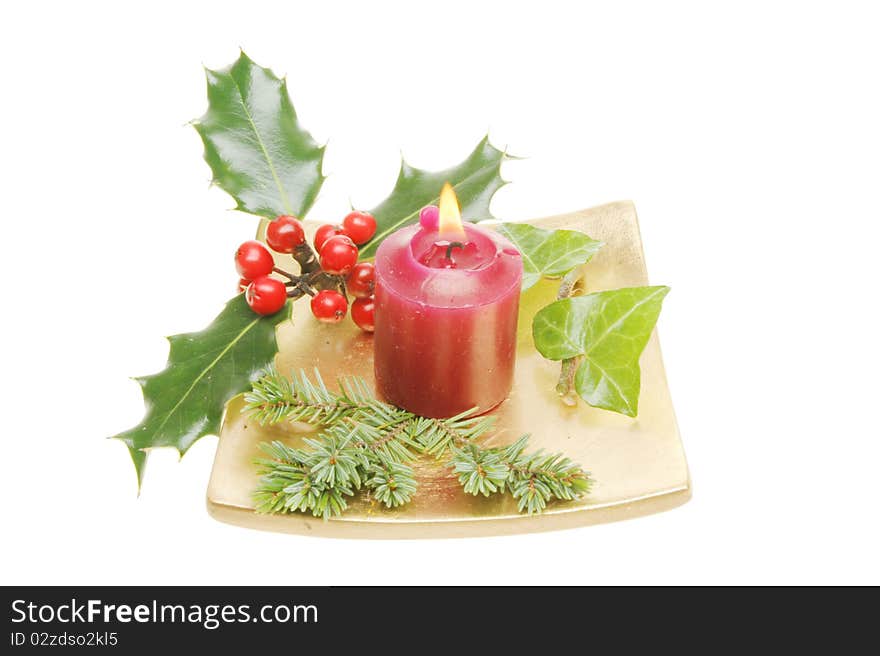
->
292, 242, 321, 275
282, 277, 317, 297
270, 264, 347, 300
287, 285, 315, 298
273, 266, 298, 280
309, 271, 347, 297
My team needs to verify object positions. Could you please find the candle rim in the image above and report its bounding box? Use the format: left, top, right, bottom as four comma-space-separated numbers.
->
374, 223, 524, 309
409, 223, 499, 273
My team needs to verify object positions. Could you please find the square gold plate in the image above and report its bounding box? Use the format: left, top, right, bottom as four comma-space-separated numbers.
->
207, 201, 690, 538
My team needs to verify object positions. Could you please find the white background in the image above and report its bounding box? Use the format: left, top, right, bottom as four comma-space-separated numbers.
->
1, 1, 878, 585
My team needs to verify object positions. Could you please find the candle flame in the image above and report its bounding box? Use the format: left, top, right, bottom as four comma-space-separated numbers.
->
438, 182, 466, 239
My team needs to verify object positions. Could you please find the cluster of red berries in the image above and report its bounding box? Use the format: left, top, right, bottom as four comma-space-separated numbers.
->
233, 210, 377, 333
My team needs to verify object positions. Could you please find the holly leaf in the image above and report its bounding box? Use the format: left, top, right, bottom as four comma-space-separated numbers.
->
112, 295, 291, 486
193, 51, 325, 219
533, 286, 669, 417
495, 223, 603, 291
359, 136, 509, 259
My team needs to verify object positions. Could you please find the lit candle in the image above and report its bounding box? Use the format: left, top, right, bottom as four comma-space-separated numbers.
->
373, 183, 522, 418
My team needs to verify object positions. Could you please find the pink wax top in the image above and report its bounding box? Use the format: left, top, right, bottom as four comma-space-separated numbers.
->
373, 222, 523, 418
375, 223, 523, 308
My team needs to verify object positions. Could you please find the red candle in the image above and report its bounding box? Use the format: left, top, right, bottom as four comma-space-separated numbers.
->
373, 184, 522, 418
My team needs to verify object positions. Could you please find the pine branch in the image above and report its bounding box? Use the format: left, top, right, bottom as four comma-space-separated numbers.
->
410, 410, 497, 456
250, 375, 419, 518
349, 417, 420, 463
249, 371, 591, 519
304, 427, 365, 489
253, 441, 355, 518
244, 367, 409, 427
364, 458, 417, 508
450, 435, 592, 514
449, 443, 509, 496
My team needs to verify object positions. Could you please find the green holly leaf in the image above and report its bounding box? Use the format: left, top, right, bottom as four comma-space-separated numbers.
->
112, 295, 291, 486
533, 286, 670, 417
495, 223, 603, 291
359, 136, 509, 259
193, 51, 325, 219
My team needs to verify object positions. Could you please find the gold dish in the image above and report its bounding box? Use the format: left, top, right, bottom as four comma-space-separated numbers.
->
207, 201, 690, 538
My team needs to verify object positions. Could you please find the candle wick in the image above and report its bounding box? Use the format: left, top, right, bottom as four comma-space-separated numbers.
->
445, 241, 465, 261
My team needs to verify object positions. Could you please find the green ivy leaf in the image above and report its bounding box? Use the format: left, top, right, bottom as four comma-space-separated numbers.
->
193, 51, 325, 219
495, 223, 603, 291
359, 136, 508, 259
112, 295, 291, 486
533, 286, 669, 417
531, 295, 602, 361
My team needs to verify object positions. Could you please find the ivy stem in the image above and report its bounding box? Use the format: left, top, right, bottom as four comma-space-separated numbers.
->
557, 265, 585, 299
556, 357, 582, 406
555, 265, 588, 405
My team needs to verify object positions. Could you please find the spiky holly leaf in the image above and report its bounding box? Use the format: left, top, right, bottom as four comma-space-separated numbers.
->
533, 286, 670, 417
495, 222, 604, 291
193, 51, 325, 219
358, 137, 509, 259
112, 295, 291, 486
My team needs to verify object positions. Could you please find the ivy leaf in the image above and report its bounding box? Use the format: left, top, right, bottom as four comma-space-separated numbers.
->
112, 295, 291, 486
495, 223, 603, 291
193, 51, 325, 219
531, 294, 602, 361
533, 286, 670, 417
359, 136, 509, 259
573, 286, 668, 417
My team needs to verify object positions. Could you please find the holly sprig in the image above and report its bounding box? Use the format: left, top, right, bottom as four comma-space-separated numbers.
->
246, 369, 591, 518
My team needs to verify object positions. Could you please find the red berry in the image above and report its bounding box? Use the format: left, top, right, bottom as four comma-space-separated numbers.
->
310, 290, 348, 323
314, 224, 344, 252
319, 235, 359, 276
245, 276, 287, 316
238, 277, 250, 293
346, 262, 375, 299
342, 210, 377, 245
235, 240, 274, 280
266, 215, 305, 253
351, 297, 375, 333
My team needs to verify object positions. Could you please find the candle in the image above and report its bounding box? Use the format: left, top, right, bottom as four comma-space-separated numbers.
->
373, 184, 522, 418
